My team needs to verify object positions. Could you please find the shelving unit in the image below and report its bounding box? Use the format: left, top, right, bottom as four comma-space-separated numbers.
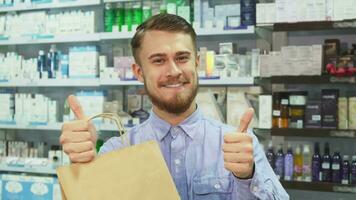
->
0, 77, 255, 87
280, 181, 356, 194
273, 19, 356, 32
0, 122, 132, 132
0, 0, 101, 13
0, 79, 101, 87
0, 27, 256, 46
0, 165, 57, 175
255, 128, 356, 139
255, 76, 356, 85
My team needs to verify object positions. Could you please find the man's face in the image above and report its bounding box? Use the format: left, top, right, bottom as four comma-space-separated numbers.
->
133, 30, 199, 114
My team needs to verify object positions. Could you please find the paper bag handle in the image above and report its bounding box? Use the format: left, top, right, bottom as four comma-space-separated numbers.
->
88, 113, 130, 147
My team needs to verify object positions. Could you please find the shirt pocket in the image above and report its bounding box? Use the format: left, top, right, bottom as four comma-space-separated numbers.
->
192, 176, 233, 200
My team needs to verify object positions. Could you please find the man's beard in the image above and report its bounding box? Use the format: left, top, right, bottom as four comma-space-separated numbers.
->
144, 74, 198, 114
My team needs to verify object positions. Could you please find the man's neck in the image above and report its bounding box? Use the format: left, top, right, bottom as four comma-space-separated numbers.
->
152, 103, 196, 126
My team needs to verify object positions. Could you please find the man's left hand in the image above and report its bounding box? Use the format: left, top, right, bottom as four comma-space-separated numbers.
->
223, 108, 255, 179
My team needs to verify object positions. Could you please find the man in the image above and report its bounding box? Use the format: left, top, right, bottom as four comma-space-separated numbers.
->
60, 14, 289, 199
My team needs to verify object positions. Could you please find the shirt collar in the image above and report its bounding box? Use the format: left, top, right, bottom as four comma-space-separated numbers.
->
148, 105, 203, 141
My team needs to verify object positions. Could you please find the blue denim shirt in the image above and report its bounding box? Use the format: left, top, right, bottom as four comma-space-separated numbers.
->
99, 107, 289, 200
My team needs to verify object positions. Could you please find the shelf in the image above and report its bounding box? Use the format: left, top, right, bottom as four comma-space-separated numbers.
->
103, 0, 131, 2
0, 79, 100, 87
0, 77, 255, 87
0, 123, 62, 131
198, 77, 255, 86
272, 19, 356, 32
0, 26, 256, 46
100, 79, 142, 86
195, 26, 255, 36
255, 128, 356, 139
0, 33, 101, 45
281, 180, 356, 194
0, 165, 56, 175
0, 122, 132, 132
100, 31, 135, 40
255, 76, 356, 85
0, 0, 101, 13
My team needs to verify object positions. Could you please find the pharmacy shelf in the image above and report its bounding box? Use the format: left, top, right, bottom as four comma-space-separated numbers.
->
0, 165, 57, 175
100, 79, 143, 86
198, 77, 255, 86
0, 27, 256, 46
103, 0, 135, 3
0, 33, 101, 45
100, 32, 134, 40
0, 122, 132, 132
255, 128, 356, 139
0, 123, 62, 131
0, 0, 101, 13
0, 79, 100, 87
281, 180, 356, 194
272, 19, 356, 32
100, 26, 256, 40
255, 76, 356, 85
100, 77, 256, 86
195, 26, 255, 36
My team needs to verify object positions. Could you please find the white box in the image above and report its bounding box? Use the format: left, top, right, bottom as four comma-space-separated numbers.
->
259, 95, 272, 129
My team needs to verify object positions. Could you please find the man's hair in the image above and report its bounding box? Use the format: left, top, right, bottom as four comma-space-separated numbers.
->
131, 13, 197, 65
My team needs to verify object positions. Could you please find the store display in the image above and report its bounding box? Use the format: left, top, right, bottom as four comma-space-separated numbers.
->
265, 142, 355, 186
0, 9, 96, 38
259, 45, 323, 77
0, 1, 355, 199
256, 0, 356, 24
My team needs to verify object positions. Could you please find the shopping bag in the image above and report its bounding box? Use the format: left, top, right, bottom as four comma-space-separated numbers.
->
57, 140, 180, 200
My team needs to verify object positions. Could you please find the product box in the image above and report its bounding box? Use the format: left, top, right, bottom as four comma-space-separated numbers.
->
259, 95, 272, 129
338, 97, 348, 129
305, 101, 322, 128
348, 97, 356, 129
321, 89, 339, 128
227, 87, 260, 129
0, 174, 61, 200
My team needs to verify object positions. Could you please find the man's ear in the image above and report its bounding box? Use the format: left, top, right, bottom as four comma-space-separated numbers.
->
195, 54, 200, 69
132, 63, 144, 83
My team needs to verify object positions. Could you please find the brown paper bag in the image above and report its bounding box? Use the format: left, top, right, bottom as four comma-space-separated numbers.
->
57, 140, 180, 200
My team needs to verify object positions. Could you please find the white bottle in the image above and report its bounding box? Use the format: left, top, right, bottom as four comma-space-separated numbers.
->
302, 144, 312, 182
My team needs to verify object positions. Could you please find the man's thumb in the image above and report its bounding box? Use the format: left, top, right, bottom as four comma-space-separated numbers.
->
238, 108, 254, 133
67, 95, 86, 120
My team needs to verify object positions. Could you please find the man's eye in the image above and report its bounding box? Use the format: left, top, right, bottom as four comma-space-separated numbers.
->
176, 56, 189, 63
153, 59, 165, 64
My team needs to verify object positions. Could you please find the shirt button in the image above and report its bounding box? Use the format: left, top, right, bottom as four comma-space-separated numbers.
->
214, 184, 221, 189
174, 159, 181, 165
253, 186, 258, 192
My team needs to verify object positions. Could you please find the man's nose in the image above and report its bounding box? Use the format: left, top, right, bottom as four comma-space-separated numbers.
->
166, 60, 182, 77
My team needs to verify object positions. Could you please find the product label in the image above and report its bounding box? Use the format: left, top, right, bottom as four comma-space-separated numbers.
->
312, 115, 321, 121
281, 99, 289, 105
322, 163, 330, 169
294, 165, 303, 174
273, 110, 281, 117
332, 164, 340, 170
341, 179, 349, 185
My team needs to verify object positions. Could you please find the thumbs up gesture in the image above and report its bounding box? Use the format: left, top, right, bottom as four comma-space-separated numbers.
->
223, 108, 255, 179
59, 95, 97, 163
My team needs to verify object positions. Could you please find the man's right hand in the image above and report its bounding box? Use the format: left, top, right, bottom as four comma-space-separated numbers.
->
60, 95, 97, 163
